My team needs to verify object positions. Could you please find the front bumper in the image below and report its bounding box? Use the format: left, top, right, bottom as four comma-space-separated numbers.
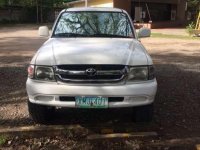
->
26, 79, 157, 108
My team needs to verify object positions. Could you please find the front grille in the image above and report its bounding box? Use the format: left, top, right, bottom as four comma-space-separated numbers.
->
55, 65, 127, 83
59, 96, 124, 102
59, 74, 122, 80
57, 65, 125, 70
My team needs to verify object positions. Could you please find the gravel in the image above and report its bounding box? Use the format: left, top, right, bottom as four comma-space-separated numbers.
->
0, 26, 200, 149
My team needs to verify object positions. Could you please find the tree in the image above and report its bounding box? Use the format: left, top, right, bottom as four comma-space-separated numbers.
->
0, 0, 6, 6
187, 0, 200, 14
187, 0, 200, 22
0, 0, 64, 23
188, 0, 200, 7
37, 0, 64, 23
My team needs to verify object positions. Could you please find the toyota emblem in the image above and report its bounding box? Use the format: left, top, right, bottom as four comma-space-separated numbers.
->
86, 68, 97, 76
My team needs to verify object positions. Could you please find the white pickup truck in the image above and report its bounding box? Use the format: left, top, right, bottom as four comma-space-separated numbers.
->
26, 7, 157, 124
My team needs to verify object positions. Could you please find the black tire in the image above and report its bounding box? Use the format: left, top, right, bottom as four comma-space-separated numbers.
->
28, 101, 55, 124
132, 104, 154, 122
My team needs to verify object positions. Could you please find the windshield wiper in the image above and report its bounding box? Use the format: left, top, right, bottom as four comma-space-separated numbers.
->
53, 33, 88, 37
91, 33, 131, 38
53, 33, 132, 38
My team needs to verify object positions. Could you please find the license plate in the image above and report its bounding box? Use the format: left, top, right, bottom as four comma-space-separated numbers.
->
75, 96, 108, 108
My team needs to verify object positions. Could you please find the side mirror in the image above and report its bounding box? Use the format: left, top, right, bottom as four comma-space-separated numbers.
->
138, 27, 151, 38
38, 26, 49, 37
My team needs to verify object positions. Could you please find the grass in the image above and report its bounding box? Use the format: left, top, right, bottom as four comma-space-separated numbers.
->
0, 135, 7, 146
151, 32, 200, 40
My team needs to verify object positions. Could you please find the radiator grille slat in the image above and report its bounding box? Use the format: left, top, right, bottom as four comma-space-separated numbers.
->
55, 65, 127, 83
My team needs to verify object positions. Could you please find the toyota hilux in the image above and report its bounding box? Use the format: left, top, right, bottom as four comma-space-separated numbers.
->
26, 7, 157, 124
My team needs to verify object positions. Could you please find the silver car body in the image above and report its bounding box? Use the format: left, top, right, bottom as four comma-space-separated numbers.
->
26, 7, 157, 108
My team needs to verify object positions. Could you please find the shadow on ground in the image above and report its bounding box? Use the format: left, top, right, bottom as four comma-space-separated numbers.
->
0, 47, 200, 140
48, 53, 200, 138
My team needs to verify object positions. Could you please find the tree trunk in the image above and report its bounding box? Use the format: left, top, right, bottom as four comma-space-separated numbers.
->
36, 0, 39, 23
8, 0, 12, 21
40, 0, 43, 23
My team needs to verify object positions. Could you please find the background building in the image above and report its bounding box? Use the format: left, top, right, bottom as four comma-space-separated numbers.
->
65, 0, 187, 28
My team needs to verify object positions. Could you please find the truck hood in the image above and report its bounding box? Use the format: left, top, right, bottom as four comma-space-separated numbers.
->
34, 38, 149, 66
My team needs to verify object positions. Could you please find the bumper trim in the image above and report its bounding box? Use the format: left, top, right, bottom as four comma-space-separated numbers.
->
29, 95, 154, 108
27, 79, 157, 108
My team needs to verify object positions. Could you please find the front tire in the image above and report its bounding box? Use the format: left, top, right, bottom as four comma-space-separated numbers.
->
132, 104, 154, 122
28, 101, 55, 124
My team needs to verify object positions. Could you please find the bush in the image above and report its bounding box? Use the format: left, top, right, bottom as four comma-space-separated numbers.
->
186, 22, 195, 35
0, 135, 7, 146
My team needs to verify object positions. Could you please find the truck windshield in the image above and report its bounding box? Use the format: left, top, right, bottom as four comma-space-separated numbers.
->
53, 11, 134, 38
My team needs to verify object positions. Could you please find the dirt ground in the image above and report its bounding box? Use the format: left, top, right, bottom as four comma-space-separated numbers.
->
151, 28, 188, 36
0, 25, 200, 149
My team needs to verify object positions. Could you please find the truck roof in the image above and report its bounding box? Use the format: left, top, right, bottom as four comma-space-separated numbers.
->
66, 7, 123, 12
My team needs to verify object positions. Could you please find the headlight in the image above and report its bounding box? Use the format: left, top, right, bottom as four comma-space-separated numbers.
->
35, 66, 55, 81
127, 67, 148, 81
127, 66, 155, 82
28, 65, 55, 81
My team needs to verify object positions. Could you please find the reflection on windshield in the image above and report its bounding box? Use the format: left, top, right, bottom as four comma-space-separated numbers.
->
53, 12, 134, 38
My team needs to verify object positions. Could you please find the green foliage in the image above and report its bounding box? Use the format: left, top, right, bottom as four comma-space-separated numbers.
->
187, 0, 200, 15
63, 0, 77, 2
0, 0, 65, 23
0, 135, 7, 146
54, 0, 65, 7
186, 22, 196, 35
151, 32, 200, 40
18, 0, 35, 6
187, 0, 200, 8
0, 0, 64, 7
0, 0, 6, 6
0, 0, 29, 6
